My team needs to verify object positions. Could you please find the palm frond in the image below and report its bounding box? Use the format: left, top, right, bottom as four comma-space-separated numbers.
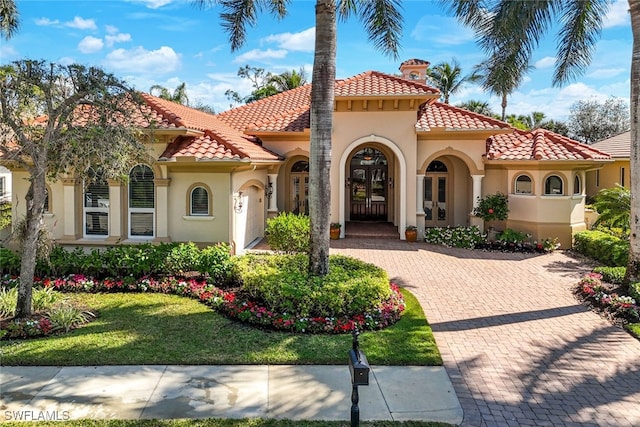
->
357, 0, 403, 58
553, 0, 609, 86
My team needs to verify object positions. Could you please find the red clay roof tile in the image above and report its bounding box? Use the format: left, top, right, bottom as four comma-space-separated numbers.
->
486, 129, 612, 161
417, 102, 511, 131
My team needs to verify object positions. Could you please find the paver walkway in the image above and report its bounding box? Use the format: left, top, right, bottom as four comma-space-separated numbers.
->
331, 238, 640, 427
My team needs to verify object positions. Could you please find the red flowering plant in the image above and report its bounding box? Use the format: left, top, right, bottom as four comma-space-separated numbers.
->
473, 192, 509, 221
576, 272, 640, 323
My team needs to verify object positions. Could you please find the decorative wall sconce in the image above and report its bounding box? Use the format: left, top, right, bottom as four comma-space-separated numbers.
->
265, 182, 273, 200
233, 191, 244, 213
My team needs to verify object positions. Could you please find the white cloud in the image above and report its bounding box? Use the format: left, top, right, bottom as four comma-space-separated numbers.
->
35, 17, 60, 26
587, 67, 627, 79
263, 28, 315, 52
106, 33, 132, 47
104, 46, 181, 74
58, 57, 76, 66
0, 45, 18, 61
534, 56, 555, 69
106, 25, 119, 34
603, 0, 630, 28
66, 16, 97, 30
411, 15, 475, 45
233, 48, 288, 64
78, 36, 104, 54
128, 0, 174, 9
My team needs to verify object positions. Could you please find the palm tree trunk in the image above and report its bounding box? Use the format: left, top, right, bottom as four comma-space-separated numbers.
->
308, 0, 336, 276
501, 92, 508, 121
626, 0, 640, 284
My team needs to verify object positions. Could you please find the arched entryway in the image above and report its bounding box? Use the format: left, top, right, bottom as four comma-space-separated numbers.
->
286, 158, 309, 215
349, 147, 388, 221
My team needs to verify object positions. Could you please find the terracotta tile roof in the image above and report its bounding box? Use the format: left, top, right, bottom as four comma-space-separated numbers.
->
416, 102, 511, 131
220, 71, 438, 134
141, 94, 281, 161
334, 71, 439, 97
160, 133, 243, 160
486, 129, 612, 161
400, 58, 430, 67
217, 85, 313, 133
590, 131, 630, 158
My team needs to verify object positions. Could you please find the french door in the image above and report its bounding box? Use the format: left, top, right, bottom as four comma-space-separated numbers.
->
350, 164, 387, 221
424, 174, 448, 227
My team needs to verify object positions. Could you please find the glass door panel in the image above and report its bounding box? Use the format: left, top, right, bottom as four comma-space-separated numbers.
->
424, 174, 448, 227
291, 175, 309, 215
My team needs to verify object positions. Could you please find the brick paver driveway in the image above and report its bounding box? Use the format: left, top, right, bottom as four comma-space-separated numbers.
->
331, 239, 640, 427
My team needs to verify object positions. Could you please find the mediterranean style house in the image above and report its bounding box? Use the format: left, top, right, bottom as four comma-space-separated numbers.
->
5, 59, 613, 252
586, 131, 630, 198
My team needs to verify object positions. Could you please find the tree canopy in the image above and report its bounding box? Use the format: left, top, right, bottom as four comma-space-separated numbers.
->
567, 97, 630, 144
0, 60, 150, 317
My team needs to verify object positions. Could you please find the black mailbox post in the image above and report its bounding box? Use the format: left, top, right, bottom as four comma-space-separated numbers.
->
347, 328, 370, 427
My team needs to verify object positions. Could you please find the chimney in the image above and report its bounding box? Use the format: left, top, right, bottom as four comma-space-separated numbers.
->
399, 59, 430, 84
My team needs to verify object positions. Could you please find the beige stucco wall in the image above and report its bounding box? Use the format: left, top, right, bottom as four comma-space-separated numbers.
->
165, 171, 232, 244
585, 159, 630, 197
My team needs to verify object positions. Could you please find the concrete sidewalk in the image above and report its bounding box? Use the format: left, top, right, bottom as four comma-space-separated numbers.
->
1, 365, 463, 424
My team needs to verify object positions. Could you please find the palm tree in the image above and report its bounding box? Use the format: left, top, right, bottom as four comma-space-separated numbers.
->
195, 0, 402, 276
426, 58, 479, 104
268, 68, 308, 92
473, 59, 533, 121
445, 0, 640, 284
149, 82, 189, 105
456, 100, 494, 116
0, 0, 19, 39
520, 111, 546, 129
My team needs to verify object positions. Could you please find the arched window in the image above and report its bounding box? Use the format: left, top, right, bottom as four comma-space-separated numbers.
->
544, 175, 563, 195
128, 164, 155, 237
190, 186, 209, 215
515, 174, 533, 194
574, 175, 581, 195
84, 167, 109, 237
426, 160, 447, 172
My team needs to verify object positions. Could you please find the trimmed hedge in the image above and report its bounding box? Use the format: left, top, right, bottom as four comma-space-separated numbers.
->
2, 242, 232, 282
233, 253, 391, 318
573, 230, 628, 267
265, 212, 310, 254
592, 266, 627, 285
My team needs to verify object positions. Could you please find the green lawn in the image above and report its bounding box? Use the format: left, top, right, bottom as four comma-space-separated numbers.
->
626, 323, 640, 339
2, 420, 453, 427
0, 289, 442, 366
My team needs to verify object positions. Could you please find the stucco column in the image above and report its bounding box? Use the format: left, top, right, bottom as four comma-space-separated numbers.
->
61, 178, 78, 239
416, 175, 424, 215
472, 175, 484, 210
470, 174, 485, 232
107, 179, 121, 241
267, 174, 278, 213
155, 178, 171, 241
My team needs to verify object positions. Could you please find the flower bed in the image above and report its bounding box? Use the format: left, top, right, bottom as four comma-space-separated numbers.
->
576, 272, 640, 324
2, 273, 405, 336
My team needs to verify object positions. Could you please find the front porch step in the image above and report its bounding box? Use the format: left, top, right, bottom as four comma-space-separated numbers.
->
344, 222, 399, 239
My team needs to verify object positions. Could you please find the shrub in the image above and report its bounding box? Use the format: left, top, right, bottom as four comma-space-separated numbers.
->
199, 243, 232, 283
32, 286, 61, 312
265, 212, 310, 254
0, 286, 17, 317
630, 282, 640, 303
165, 242, 201, 275
0, 201, 11, 230
473, 192, 509, 221
498, 228, 531, 244
0, 247, 20, 275
593, 266, 627, 285
233, 253, 390, 318
425, 226, 485, 248
46, 303, 95, 333
573, 230, 629, 267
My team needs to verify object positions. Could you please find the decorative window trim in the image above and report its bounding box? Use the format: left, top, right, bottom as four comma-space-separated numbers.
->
544, 174, 564, 196
186, 183, 212, 216
513, 173, 534, 195
182, 215, 215, 221
573, 174, 582, 195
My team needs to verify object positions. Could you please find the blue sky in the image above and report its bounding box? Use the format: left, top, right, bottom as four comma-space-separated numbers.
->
0, 0, 632, 120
